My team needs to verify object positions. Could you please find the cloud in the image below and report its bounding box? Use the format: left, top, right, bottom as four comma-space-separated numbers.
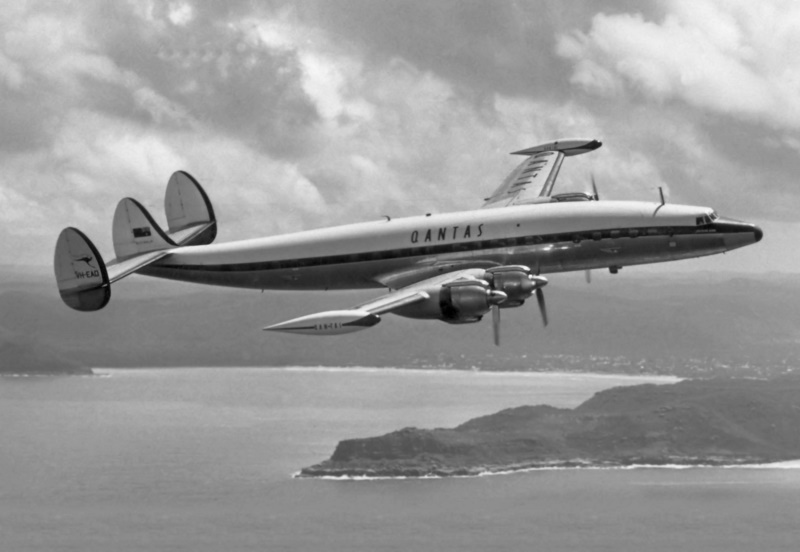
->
557, 0, 800, 130
0, 0, 794, 274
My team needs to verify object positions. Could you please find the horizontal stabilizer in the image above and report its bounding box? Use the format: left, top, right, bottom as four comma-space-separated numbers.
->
106, 250, 171, 284
54, 228, 110, 311
165, 171, 216, 246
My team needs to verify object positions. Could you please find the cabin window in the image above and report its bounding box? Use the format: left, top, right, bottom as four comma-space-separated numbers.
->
610, 230, 621, 239
592, 231, 602, 241
629, 229, 639, 238
647, 228, 659, 235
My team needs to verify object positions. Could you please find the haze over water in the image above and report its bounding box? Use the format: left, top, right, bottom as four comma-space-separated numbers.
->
2, 368, 798, 551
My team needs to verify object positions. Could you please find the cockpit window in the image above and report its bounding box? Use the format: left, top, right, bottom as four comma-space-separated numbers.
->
710, 211, 719, 221
696, 214, 713, 226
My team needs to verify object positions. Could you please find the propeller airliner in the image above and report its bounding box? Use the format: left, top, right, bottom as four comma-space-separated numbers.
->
54, 139, 762, 345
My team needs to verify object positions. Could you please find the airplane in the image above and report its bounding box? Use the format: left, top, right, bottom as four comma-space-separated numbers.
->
54, 138, 763, 345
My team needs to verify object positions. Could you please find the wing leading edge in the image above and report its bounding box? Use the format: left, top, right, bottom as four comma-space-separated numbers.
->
263, 269, 485, 335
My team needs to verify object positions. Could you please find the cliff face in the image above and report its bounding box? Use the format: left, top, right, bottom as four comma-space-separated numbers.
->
300, 377, 800, 477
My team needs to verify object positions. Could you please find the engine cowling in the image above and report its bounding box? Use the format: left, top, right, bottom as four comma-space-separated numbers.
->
440, 280, 507, 323
393, 279, 507, 323
483, 265, 544, 307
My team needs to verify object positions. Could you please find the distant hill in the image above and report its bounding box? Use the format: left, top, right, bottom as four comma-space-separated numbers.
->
300, 376, 800, 477
0, 327, 91, 375
1, 267, 798, 374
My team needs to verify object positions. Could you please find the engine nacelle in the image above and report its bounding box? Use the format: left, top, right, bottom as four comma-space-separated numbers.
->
393, 279, 507, 323
483, 265, 545, 307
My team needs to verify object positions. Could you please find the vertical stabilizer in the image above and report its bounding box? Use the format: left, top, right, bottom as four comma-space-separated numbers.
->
112, 198, 176, 260
54, 228, 110, 311
164, 171, 216, 245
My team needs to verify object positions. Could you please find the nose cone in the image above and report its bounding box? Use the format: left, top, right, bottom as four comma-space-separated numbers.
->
715, 218, 763, 251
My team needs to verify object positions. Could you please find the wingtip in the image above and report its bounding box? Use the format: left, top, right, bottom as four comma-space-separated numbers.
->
511, 138, 603, 157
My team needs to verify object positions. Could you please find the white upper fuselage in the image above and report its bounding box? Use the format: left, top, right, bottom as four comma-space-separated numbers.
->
163, 201, 706, 262
142, 200, 758, 290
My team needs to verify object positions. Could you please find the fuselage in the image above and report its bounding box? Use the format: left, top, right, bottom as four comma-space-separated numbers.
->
141, 200, 762, 291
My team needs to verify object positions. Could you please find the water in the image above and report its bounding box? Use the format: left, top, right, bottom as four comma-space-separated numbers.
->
1, 368, 798, 551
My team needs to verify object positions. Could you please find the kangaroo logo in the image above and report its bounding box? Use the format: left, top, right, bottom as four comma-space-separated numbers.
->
72, 255, 96, 268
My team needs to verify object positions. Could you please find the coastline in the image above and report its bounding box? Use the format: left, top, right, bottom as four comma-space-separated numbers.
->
297, 377, 800, 479
295, 458, 800, 480
296, 456, 788, 479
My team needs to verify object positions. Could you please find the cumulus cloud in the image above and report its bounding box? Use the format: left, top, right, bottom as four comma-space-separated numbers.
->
557, 0, 800, 130
0, 0, 794, 274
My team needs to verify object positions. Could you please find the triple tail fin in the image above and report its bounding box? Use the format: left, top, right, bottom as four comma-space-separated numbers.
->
165, 171, 216, 246
112, 198, 177, 260
54, 228, 111, 311
55, 171, 216, 311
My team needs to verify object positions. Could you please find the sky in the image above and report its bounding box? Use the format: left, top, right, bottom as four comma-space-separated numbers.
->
1, 0, 798, 274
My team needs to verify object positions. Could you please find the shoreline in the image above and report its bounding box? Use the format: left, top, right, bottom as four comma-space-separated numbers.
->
93, 365, 683, 379
295, 457, 800, 480
297, 377, 800, 481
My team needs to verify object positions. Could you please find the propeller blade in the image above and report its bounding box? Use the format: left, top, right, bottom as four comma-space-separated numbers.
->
591, 174, 599, 201
585, 269, 592, 284
492, 304, 501, 346
536, 288, 548, 327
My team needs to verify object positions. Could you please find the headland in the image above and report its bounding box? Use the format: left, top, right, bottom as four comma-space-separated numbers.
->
299, 377, 800, 478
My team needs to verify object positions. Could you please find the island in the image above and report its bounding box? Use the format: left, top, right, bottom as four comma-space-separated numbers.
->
299, 377, 800, 478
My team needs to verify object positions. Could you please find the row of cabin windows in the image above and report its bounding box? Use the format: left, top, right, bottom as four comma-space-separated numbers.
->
248, 226, 690, 271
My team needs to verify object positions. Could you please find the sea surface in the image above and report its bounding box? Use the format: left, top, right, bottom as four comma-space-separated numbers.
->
1, 368, 798, 551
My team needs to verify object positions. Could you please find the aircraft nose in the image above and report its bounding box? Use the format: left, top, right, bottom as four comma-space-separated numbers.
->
754, 225, 763, 242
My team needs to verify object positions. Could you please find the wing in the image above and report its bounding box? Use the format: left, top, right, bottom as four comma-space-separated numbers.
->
263, 269, 485, 335
481, 139, 601, 209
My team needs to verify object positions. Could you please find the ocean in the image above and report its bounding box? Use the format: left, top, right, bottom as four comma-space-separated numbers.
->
1, 368, 798, 551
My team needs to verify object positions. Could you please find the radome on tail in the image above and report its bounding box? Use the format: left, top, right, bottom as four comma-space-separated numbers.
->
54, 139, 762, 345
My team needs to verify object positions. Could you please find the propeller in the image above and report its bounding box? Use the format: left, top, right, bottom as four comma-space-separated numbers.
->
487, 289, 507, 347
536, 287, 548, 327
492, 304, 501, 346
585, 175, 598, 286
490, 274, 548, 346
530, 275, 549, 328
